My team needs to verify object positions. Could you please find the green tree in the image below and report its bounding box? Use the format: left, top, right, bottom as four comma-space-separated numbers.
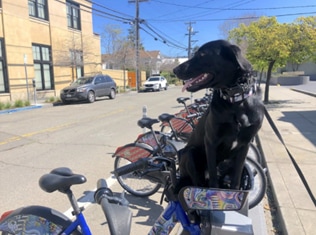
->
229, 16, 316, 103
229, 17, 291, 103
287, 17, 316, 70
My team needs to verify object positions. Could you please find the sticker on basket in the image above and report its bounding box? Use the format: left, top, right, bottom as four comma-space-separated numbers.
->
179, 187, 248, 211
0, 214, 63, 235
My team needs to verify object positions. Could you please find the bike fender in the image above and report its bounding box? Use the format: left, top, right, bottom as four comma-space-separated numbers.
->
0, 205, 72, 234
112, 142, 154, 162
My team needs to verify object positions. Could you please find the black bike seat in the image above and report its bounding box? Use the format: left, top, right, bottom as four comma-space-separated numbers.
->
158, 113, 175, 122
176, 97, 190, 104
137, 117, 159, 129
39, 167, 86, 193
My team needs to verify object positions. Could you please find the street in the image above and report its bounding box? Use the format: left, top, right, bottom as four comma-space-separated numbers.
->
0, 86, 207, 234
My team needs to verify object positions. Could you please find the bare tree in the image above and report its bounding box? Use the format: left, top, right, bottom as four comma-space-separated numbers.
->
101, 24, 134, 70
54, 32, 98, 81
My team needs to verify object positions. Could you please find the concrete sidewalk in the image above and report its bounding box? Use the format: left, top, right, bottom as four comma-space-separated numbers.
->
259, 83, 316, 234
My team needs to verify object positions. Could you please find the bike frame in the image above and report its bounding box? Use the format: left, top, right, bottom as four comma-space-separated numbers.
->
62, 212, 91, 235
149, 200, 200, 235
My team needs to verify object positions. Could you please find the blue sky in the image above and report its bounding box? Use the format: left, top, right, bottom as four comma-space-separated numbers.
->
92, 0, 316, 57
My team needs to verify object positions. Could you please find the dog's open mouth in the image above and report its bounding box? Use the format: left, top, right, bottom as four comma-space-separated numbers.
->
182, 73, 213, 92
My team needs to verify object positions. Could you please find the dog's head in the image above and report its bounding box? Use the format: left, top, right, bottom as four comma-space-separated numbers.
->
173, 40, 252, 92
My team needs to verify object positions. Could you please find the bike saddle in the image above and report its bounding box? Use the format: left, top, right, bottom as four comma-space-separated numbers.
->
176, 97, 190, 104
137, 117, 159, 129
158, 113, 175, 122
39, 167, 86, 193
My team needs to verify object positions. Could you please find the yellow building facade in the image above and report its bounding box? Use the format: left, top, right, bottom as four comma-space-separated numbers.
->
0, 0, 101, 102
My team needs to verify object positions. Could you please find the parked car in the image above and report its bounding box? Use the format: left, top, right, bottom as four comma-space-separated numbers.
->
60, 74, 117, 104
143, 76, 168, 92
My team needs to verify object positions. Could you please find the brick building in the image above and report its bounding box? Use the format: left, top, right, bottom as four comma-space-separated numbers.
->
0, 0, 101, 102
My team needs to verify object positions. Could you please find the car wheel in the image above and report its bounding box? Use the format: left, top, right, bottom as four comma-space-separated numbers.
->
164, 85, 168, 90
87, 91, 95, 103
61, 99, 70, 105
109, 88, 116, 99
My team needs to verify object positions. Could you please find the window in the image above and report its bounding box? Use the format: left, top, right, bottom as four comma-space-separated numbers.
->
70, 49, 83, 78
32, 44, 53, 90
66, 1, 81, 30
28, 0, 48, 20
0, 38, 8, 93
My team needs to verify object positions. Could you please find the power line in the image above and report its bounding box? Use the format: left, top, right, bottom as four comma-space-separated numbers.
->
148, 11, 316, 22
151, 0, 316, 11
141, 22, 187, 49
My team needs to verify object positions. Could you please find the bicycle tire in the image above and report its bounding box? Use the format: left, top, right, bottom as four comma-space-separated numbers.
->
245, 157, 267, 209
114, 156, 161, 197
0, 206, 81, 235
247, 142, 263, 165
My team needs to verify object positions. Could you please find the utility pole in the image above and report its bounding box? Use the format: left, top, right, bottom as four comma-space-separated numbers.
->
129, 0, 147, 92
185, 22, 198, 59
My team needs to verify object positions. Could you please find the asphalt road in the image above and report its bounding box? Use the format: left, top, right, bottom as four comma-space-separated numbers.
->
0, 86, 265, 234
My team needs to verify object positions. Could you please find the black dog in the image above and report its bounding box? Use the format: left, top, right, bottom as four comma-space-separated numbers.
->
173, 40, 264, 191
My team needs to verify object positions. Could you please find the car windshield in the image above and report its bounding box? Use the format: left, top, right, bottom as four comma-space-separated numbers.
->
148, 77, 160, 81
73, 77, 94, 85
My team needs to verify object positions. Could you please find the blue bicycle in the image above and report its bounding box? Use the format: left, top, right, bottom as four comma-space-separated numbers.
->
0, 158, 255, 235
0, 167, 132, 235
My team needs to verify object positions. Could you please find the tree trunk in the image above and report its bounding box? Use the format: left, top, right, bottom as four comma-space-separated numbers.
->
264, 60, 276, 103
258, 67, 264, 86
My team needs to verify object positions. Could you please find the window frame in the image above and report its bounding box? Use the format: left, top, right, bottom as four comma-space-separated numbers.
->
28, 0, 49, 21
0, 38, 9, 93
32, 43, 54, 91
70, 49, 84, 78
66, 0, 81, 30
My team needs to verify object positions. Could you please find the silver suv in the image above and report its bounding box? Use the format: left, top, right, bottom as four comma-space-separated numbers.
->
143, 76, 168, 92
60, 74, 117, 104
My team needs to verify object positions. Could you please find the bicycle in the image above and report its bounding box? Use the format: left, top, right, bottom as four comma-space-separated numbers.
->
0, 167, 132, 235
160, 97, 208, 138
0, 163, 255, 235
113, 116, 186, 197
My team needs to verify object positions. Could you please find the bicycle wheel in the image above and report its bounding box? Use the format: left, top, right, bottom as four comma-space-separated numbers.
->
247, 142, 263, 165
245, 157, 267, 209
114, 156, 161, 197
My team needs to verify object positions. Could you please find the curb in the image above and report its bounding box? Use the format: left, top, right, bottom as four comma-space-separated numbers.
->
0, 104, 43, 115
290, 88, 316, 97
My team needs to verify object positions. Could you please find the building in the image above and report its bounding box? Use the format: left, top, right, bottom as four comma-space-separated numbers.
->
0, 0, 101, 103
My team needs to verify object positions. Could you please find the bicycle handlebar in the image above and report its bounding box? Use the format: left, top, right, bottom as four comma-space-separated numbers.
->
94, 179, 132, 235
113, 158, 149, 177
186, 112, 202, 119
94, 179, 129, 206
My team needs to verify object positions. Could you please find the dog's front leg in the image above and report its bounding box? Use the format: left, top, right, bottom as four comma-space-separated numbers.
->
230, 145, 249, 189
204, 141, 218, 188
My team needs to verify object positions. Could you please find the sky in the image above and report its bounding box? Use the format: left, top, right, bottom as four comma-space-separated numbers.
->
91, 0, 316, 57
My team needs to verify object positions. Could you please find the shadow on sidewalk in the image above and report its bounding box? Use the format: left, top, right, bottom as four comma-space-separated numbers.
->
278, 110, 316, 147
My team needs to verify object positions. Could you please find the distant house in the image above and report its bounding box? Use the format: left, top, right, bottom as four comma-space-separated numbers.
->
102, 49, 162, 75
102, 50, 187, 75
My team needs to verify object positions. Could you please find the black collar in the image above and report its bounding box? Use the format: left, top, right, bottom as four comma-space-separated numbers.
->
219, 82, 256, 103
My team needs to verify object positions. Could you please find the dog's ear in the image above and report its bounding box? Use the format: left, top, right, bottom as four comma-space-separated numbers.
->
220, 44, 252, 71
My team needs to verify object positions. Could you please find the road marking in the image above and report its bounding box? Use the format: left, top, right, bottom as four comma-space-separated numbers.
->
63, 176, 117, 218
0, 109, 127, 146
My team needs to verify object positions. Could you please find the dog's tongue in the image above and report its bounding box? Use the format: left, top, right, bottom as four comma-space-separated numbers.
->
182, 74, 204, 92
